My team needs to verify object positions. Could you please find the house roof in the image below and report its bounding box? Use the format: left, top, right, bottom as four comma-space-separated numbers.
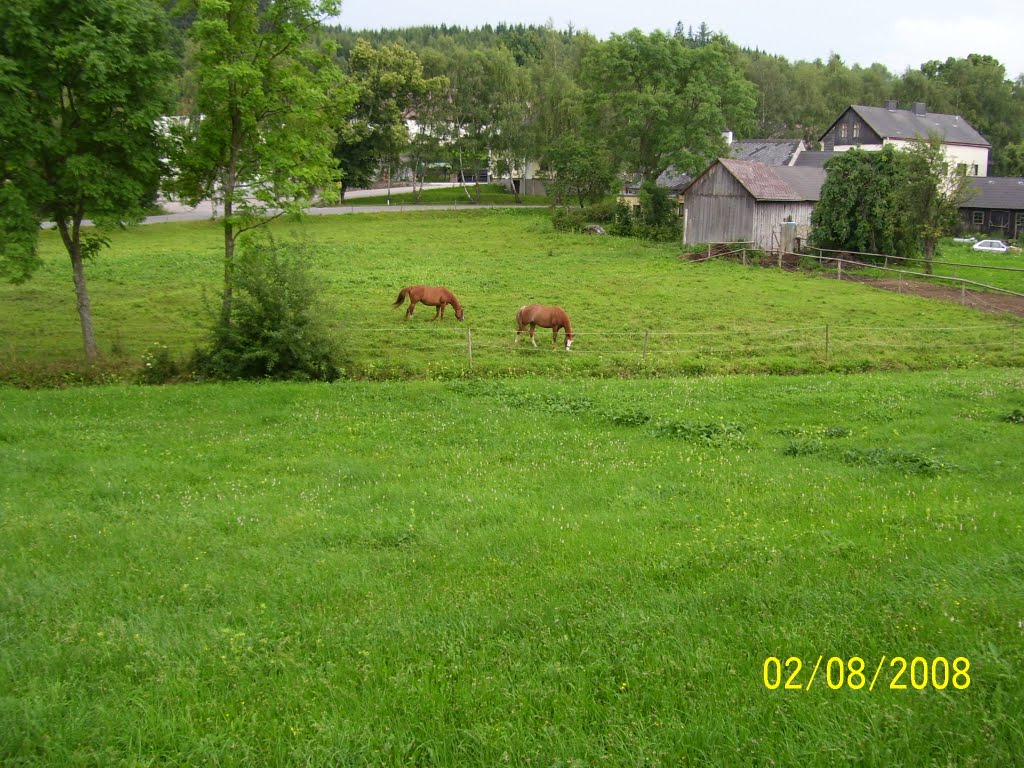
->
822, 105, 990, 147
964, 176, 1024, 209
793, 151, 835, 168
622, 166, 692, 195
716, 158, 825, 202
727, 139, 804, 166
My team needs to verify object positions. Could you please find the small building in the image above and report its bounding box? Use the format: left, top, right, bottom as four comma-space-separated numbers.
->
682, 158, 825, 251
960, 177, 1024, 240
620, 167, 692, 214
820, 102, 990, 176
619, 138, 806, 213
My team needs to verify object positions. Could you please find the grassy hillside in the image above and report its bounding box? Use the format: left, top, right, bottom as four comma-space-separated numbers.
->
2, 370, 1022, 764
2, 209, 1021, 383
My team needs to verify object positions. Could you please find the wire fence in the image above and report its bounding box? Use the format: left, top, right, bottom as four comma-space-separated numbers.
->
338, 321, 1024, 373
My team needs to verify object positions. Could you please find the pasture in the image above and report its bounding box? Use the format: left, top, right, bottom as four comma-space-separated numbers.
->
2, 370, 1023, 764
2, 210, 1024, 764
1, 209, 1022, 383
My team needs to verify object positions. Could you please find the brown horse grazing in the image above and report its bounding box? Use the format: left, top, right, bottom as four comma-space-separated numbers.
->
515, 304, 574, 350
392, 285, 464, 321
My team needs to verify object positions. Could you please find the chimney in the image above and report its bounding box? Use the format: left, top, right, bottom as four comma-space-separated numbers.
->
885, 100, 897, 111
912, 102, 927, 116
721, 129, 734, 146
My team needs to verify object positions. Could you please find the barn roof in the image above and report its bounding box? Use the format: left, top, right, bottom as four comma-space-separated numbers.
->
717, 159, 825, 202
964, 176, 1024, 209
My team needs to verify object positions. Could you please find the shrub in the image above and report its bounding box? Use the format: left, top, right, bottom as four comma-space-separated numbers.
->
193, 234, 341, 381
138, 342, 180, 384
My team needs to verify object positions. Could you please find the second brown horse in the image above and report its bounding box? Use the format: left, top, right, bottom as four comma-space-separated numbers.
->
393, 285, 464, 321
515, 304, 574, 350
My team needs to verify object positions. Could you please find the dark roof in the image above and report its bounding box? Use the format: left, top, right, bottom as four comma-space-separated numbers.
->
793, 151, 836, 168
775, 167, 827, 201
716, 159, 825, 202
656, 166, 692, 191
727, 139, 804, 166
822, 105, 990, 147
964, 177, 1024, 209
623, 166, 692, 195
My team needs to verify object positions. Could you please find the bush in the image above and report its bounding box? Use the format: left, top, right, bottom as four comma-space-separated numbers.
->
551, 200, 620, 233
193, 234, 341, 381
138, 342, 180, 384
606, 182, 680, 242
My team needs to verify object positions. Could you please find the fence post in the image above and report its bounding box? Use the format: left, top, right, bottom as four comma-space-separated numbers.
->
825, 324, 830, 362
467, 328, 473, 369
961, 284, 966, 305
742, 249, 747, 266
837, 259, 843, 281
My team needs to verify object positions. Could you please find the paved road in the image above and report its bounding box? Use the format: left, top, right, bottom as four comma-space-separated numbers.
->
46, 183, 544, 227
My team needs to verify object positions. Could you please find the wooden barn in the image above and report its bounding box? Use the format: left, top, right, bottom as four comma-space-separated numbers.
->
682, 159, 825, 252
960, 176, 1024, 240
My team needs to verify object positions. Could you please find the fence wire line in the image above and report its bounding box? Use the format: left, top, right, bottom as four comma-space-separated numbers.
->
345, 323, 1016, 337
793, 251, 1024, 298
812, 246, 1024, 274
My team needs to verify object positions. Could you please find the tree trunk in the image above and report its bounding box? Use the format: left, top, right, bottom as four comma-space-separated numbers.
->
222, 106, 241, 325
923, 238, 935, 274
57, 219, 99, 362
222, 211, 235, 325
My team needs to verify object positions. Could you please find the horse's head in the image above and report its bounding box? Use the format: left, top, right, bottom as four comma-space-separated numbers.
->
565, 331, 574, 351
455, 305, 464, 321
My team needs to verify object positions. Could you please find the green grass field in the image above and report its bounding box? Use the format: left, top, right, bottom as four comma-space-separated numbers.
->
2, 370, 1023, 764
3, 211, 1024, 764
1, 209, 1022, 385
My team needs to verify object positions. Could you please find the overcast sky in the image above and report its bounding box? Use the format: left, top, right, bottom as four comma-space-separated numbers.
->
329, 0, 1024, 81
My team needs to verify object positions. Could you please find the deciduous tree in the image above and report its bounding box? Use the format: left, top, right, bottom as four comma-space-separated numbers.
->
0, 0, 175, 360
167, 0, 354, 325
333, 39, 446, 197
811, 146, 916, 257
580, 31, 755, 184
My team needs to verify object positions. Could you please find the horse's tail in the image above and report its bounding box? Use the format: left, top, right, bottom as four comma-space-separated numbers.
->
392, 287, 409, 308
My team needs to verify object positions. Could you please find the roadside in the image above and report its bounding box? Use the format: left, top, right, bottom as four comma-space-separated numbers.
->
43, 182, 543, 228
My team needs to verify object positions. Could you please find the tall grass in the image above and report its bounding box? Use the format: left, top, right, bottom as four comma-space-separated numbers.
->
1, 369, 1022, 764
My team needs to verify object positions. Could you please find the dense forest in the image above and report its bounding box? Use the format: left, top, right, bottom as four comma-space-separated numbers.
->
316, 21, 1024, 176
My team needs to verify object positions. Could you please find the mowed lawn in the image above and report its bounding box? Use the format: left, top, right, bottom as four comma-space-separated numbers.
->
2, 209, 1022, 382
2, 370, 1023, 764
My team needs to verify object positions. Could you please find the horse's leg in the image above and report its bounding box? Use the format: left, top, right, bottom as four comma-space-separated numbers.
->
405, 300, 416, 320
435, 303, 445, 320
530, 323, 538, 348
552, 327, 559, 350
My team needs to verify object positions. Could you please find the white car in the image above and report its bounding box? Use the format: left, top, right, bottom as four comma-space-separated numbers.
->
971, 239, 1011, 253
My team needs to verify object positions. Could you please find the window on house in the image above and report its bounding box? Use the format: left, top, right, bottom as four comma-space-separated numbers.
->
1016, 212, 1024, 230
957, 163, 968, 175
972, 211, 985, 225
971, 164, 979, 176
852, 123, 860, 138
840, 124, 848, 140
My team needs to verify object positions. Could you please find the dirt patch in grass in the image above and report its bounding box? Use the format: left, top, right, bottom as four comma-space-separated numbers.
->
840, 276, 1024, 318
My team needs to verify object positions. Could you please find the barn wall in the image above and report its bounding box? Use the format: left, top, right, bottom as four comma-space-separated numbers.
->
752, 202, 817, 251
683, 165, 755, 244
